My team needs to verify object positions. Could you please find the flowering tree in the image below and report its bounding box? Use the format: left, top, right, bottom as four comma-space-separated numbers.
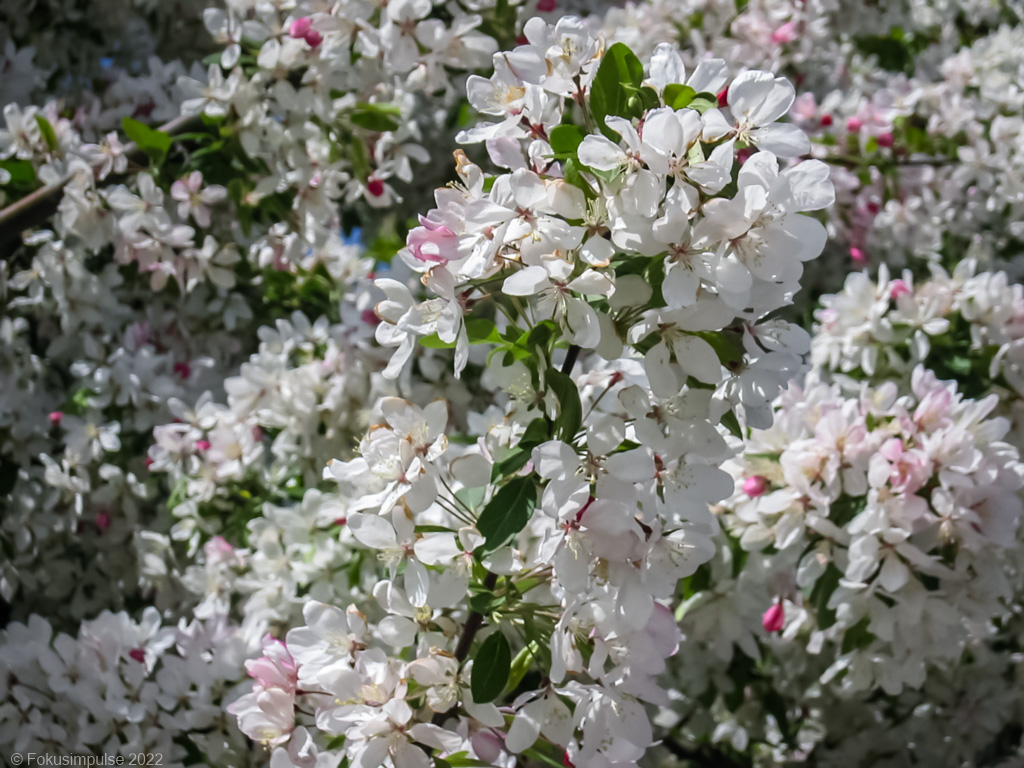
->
3, 1, 1024, 768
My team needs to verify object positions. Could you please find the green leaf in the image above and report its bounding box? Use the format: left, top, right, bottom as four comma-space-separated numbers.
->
590, 42, 644, 140
490, 419, 550, 482
471, 631, 511, 703
349, 137, 370, 182
34, 115, 59, 152
507, 640, 539, 693
549, 124, 585, 159
545, 368, 582, 443
562, 157, 596, 199
325, 735, 347, 751
122, 117, 173, 166
831, 494, 867, 527
720, 410, 742, 439
476, 476, 537, 552
0, 159, 38, 191
692, 329, 744, 368
663, 84, 696, 110
467, 318, 501, 344
420, 318, 500, 349
351, 102, 402, 132
637, 85, 660, 112
808, 562, 842, 629
419, 334, 457, 349
841, 616, 875, 654
687, 92, 719, 114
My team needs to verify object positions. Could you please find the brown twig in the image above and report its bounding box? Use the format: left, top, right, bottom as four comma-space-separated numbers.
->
453, 571, 499, 663
0, 113, 202, 246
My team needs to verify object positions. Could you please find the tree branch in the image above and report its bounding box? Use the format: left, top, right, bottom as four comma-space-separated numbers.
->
0, 113, 202, 246
561, 344, 580, 375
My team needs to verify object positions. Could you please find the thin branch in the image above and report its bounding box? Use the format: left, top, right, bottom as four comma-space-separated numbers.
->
822, 154, 960, 169
561, 344, 580, 375
431, 571, 499, 727
453, 571, 498, 663
0, 113, 202, 245
661, 736, 748, 768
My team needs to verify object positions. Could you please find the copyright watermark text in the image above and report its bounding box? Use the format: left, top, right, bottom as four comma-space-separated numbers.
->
9, 754, 164, 766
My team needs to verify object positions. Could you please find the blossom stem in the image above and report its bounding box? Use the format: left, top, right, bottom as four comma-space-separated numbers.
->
453, 572, 498, 663
561, 344, 580, 374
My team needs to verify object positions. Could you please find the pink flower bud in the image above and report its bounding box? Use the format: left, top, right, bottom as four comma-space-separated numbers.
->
820, 114, 833, 127
717, 88, 729, 107
48, 411, 63, 426
743, 475, 769, 497
289, 17, 312, 38
129, 649, 147, 663
472, 731, 503, 763
889, 279, 910, 299
536, 0, 556, 10
173, 361, 191, 380
736, 147, 754, 164
195, 440, 211, 452
333, 516, 348, 527
850, 246, 866, 264
846, 116, 863, 133
144, 456, 154, 469
361, 308, 381, 325
96, 511, 112, 532
304, 29, 322, 47
762, 602, 785, 633
366, 177, 385, 197
877, 131, 894, 147
771, 21, 798, 45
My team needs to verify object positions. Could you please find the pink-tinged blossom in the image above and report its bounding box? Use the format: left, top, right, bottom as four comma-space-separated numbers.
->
170, 171, 227, 228
889, 279, 911, 299
771, 21, 798, 45
245, 635, 298, 694
227, 687, 295, 747
406, 215, 460, 265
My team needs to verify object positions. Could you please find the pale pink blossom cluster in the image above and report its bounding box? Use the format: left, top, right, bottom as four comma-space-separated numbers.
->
717, 367, 1024, 694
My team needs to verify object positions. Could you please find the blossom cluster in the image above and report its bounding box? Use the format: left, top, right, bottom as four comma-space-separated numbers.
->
724, 368, 1023, 682
0, 609, 254, 765
4, 1, 1024, 768
661, 365, 1024, 763
813, 260, 1024, 445
213, 15, 834, 768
